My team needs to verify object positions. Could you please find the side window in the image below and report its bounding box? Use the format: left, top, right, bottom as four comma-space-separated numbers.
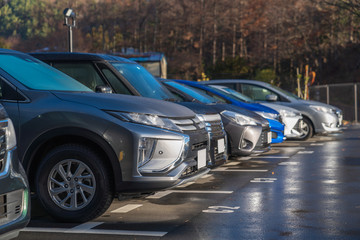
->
241, 84, 279, 101
194, 88, 227, 103
98, 64, 132, 95
0, 78, 25, 101
52, 63, 105, 91
220, 83, 237, 90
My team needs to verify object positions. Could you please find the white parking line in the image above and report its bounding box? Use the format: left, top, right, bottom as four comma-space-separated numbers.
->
311, 143, 324, 146
224, 162, 240, 166
297, 151, 314, 154
111, 204, 143, 213
254, 156, 290, 159
250, 178, 277, 183
278, 162, 300, 166
70, 222, 103, 231
146, 189, 233, 199
212, 168, 268, 172
22, 227, 167, 237
201, 174, 212, 179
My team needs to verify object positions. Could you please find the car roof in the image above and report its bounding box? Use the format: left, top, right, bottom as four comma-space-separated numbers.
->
29, 52, 136, 63
0, 48, 25, 54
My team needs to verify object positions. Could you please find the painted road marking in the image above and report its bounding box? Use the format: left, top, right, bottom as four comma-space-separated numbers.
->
254, 156, 290, 159
203, 206, 240, 213
22, 227, 167, 237
278, 162, 300, 166
70, 222, 103, 232
251, 178, 277, 183
225, 162, 240, 166
111, 204, 143, 213
201, 174, 212, 179
212, 168, 268, 172
146, 190, 233, 199
297, 151, 314, 154
311, 143, 324, 146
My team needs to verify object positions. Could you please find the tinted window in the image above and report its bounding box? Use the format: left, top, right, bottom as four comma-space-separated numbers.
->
165, 81, 217, 104
52, 63, 104, 91
241, 84, 280, 101
0, 78, 24, 101
0, 54, 91, 91
97, 64, 132, 95
110, 62, 173, 100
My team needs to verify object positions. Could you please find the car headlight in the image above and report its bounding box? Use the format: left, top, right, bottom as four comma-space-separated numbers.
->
309, 105, 333, 113
255, 111, 279, 120
107, 111, 182, 132
279, 109, 300, 118
0, 118, 16, 150
221, 110, 258, 126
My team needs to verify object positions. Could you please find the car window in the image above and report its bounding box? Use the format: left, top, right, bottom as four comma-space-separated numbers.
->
0, 78, 24, 101
165, 81, 217, 104
110, 62, 173, 100
97, 64, 132, 95
240, 84, 280, 101
52, 63, 104, 91
0, 54, 91, 91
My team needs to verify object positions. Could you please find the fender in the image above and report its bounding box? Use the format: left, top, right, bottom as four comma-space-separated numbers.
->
23, 126, 122, 190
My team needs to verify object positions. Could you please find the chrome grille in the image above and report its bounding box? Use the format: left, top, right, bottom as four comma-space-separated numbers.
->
172, 116, 205, 132
0, 190, 23, 225
256, 128, 271, 147
202, 114, 225, 138
0, 129, 5, 174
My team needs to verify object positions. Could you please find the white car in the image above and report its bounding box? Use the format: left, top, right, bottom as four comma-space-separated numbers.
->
209, 85, 304, 140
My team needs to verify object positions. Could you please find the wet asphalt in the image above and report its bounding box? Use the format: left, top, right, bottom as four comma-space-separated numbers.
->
17, 125, 360, 240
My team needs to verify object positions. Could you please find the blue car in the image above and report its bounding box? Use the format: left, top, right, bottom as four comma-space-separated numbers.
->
174, 80, 285, 143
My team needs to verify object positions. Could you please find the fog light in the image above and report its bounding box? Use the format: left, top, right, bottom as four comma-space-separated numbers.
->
138, 138, 156, 168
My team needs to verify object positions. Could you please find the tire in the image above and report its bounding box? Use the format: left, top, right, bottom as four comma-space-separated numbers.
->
296, 117, 313, 141
35, 144, 114, 222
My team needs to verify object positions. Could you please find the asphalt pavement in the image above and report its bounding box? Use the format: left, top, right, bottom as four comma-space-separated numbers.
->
17, 125, 360, 240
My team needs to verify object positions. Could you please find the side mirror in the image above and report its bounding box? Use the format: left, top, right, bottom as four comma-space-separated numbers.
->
95, 85, 113, 94
265, 94, 278, 102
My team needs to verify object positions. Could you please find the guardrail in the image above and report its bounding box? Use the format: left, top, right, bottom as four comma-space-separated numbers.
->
309, 83, 359, 123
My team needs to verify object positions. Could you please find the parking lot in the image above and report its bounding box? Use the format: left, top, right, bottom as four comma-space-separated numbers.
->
17, 125, 360, 240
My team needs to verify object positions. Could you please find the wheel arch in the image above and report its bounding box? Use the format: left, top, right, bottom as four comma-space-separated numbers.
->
24, 127, 122, 192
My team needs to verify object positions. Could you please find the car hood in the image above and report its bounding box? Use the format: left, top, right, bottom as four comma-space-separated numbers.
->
261, 102, 301, 115
177, 102, 219, 115
51, 91, 196, 118
295, 99, 341, 111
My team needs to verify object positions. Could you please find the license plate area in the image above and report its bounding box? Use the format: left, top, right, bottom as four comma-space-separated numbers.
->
197, 149, 207, 169
217, 138, 225, 153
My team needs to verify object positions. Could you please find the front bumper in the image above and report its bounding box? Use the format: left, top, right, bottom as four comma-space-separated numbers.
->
113, 123, 210, 193
283, 115, 303, 138
313, 111, 343, 134
267, 119, 285, 143
0, 149, 30, 239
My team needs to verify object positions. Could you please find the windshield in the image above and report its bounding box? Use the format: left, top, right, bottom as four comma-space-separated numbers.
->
165, 81, 218, 104
110, 62, 174, 100
0, 53, 92, 91
210, 85, 254, 103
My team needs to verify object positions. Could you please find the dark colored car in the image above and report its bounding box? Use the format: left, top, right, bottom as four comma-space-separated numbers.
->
160, 79, 271, 156
0, 49, 210, 222
30, 52, 228, 167
172, 80, 285, 144
0, 105, 30, 239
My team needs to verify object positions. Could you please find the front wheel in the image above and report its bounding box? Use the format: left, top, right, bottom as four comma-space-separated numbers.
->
295, 118, 313, 141
35, 144, 114, 222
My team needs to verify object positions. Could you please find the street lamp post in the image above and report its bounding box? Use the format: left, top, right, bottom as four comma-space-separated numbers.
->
63, 8, 76, 52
